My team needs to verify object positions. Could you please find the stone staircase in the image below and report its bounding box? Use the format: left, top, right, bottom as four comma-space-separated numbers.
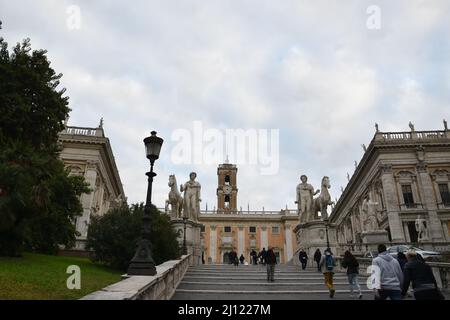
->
172, 264, 374, 300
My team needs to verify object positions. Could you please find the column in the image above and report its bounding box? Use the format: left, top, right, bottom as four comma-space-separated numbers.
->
210, 226, 217, 264
285, 225, 293, 262
380, 164, 406, 242
79, 161, 98, 239
417, 163, 445, 241
238, 226, 244, 256
260, 226, 268, 249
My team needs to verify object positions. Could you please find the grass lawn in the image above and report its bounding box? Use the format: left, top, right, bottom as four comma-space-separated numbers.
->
0, 252, 123, 300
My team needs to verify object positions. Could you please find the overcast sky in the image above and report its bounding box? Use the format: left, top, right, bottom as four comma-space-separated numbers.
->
1, 0, 449, 211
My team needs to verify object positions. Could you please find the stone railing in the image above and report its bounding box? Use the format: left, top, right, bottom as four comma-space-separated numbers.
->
336, 242, 450, 256
334, 257, 450, 290
159, 208, 299, 216
61, 126, 104, 137
376, 130, 448, 142
80, 254, 192, 300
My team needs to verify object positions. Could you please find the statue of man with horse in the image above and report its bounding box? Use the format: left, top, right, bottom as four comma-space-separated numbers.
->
312, 176, 334, 220
166, 174, 184, 219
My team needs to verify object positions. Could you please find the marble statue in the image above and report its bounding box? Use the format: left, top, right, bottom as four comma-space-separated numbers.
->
415, 215, 429, 242
295, 175, 319, 223
375, 123, 379, 133
313, 176, 334, 220
180, 172, 201, 221
361, 144, 367, 152
99, 117, 104, 128
166, 174, 183, 219
444, 119, 448, 131
409, 121, 415, 132
361, 195, 379, 231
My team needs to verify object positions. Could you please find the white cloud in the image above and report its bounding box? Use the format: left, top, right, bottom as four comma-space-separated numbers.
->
2, 0, 449, 210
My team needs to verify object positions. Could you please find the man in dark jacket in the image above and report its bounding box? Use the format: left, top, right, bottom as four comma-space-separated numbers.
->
396, 251, 408, 271
229, 249, 238, 266
314, 249, 322, 272
250, 250, 258, 265
266, 246, 277, 282
258, 248, 267, 265
402, 250, 443, 300
299, 248, 308, 270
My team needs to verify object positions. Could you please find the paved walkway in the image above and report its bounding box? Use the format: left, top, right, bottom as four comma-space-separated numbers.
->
172, 264, 378, 300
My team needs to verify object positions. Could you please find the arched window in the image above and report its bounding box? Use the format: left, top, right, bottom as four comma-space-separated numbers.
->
224, 195, 230, 208
225, 175, 231, 185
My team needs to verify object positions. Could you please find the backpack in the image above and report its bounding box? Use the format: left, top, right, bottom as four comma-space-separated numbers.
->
325, 255, 334, 271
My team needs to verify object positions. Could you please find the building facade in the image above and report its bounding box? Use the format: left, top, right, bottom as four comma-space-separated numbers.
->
198, 162, 298, 264
58, 123, 126, 249
329, 125, 450, 254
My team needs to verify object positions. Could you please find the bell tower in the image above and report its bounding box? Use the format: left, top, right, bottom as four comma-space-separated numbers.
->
217, 157, 238, 214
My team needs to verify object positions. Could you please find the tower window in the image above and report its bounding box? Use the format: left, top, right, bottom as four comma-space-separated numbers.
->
249, 226, 256, 233
401, 184, 415, 208
224, 226, 231, 233
438, 184, 450, 206
225, 175, 231, 185
272, 226, 280, 234
224, 195, 230, 208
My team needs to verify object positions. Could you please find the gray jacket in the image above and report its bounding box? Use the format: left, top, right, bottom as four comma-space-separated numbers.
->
372, 251, 404, 290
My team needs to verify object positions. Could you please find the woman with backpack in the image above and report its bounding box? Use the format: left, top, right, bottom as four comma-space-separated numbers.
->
319, 248, 336, 298
342, 250, 363, 299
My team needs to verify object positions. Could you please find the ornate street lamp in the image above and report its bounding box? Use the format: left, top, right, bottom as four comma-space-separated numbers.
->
182, 216, 188, 255
324, 218, 330, 251
127, 131, 164, 276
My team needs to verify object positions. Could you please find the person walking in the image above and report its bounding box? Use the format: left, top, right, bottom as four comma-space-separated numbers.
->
250, 250, 258, 265
319, 248, 336, 298
341, 250, 362, 299
299, 248, 308, 270
397, 251, 408, 271
402, 249, 444, 300
239, 254, 245, 265
314, 249, 322, 272
229, 249, 238, 267
265, 246, 277, 282
372, 244, 404, 300
259, 248, 267, 266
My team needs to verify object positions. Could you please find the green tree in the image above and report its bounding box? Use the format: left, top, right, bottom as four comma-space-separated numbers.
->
86, 203, 180, 271
0, 22, 89, 256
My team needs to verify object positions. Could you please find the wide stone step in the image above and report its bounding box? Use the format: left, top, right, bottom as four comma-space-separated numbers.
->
172, 290, 375, 300
186, 269, 321, 273
183, 272, 365, 278
180, 277, 356, 284
177, 282, 365, 291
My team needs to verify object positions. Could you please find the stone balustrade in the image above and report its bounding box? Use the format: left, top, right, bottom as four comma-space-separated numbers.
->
80, 254, 192, 300
376, 130, 448, 142
334, 256, 450, 290
62, 126, 104, 137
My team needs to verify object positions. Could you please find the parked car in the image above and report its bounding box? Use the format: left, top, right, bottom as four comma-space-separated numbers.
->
387, 245, 441, 261
363, 251, 379, 259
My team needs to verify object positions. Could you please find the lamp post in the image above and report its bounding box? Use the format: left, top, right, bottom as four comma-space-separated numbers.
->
182, 216, 188, 255
127, 131, 164, 276
324, 218, 330, 250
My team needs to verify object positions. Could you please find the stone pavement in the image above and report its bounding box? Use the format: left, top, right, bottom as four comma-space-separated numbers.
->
172, 264, 377, 300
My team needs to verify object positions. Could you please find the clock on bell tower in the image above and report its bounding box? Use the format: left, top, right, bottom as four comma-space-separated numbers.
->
217, 159, 238, 214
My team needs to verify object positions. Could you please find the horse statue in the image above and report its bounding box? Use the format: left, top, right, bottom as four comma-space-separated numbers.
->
313, 176, 334, 220
166, 174, 183, 219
